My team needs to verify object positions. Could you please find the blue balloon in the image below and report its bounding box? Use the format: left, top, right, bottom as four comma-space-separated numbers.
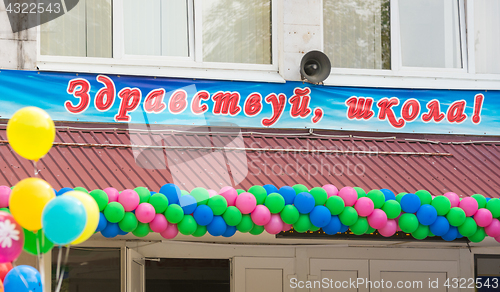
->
4, 265, 42, 292
430, 216, 450, 236
486, 198, 491, 202
207, 216, 227, 236
222, 225, 237, 237
323, 216, 341, 235
193, 205, 214, 226
416, 204, 438, 226
456, 232, 464, 239
150, 191, 156, 196
263, 184, 279, 195
159, 183, 181, 205
179, 194, 197, 214
380, 189, 396, 201
339, 223, 349, 233
57, 187, 73, 196
278, 186, 296, 205
309, 206, 331, 228
42, 196, 87, 245
294, 192, 315, 214
96, 212, 108, 232
117, 229, 128, 236
442, 226, 458, 241
400, 193, 421, 213
101, 223, 120, 238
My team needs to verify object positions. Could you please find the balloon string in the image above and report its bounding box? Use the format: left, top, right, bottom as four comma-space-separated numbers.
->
39, 230, 46, 289
33, 160, 39, 177
55, 245, 71, 292
55, 246, 62, 283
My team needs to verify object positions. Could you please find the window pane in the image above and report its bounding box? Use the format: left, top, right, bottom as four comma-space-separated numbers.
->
40, 0, 112, 58
146, 258, 230, 292
399, 0, 461, 68
323, 0, 391, 70
124, 0, 189, 57
202, 0, 272, 64
51, 247, 121, 292
474, 0, 500, 74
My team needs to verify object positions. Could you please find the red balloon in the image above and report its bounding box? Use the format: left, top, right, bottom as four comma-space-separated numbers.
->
0, 262, 12, 282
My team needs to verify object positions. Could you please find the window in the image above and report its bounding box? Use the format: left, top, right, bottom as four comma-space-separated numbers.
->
474, 0, 500, 74
40, 0, 273, 67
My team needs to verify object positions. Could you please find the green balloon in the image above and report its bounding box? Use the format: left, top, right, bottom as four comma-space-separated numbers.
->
248, 185, 267, 205
398, 213, 419, 233
237, 215, 254, 233
396, 193, 407, 203
73, 187, 88, 193
23, 229, 54, 255
487, 198, 500, 218
223, 206, 242, 226
104, 202, 125, 223
265, 193, 285, 214
90, 189, 109, 211
134, 187, 150, 204
447, 207, 466, 227
411, 224, 429, 240
366, 226, 376, 234
178, 215, 197, 235
207, 195, 228, 215
309, 225, 320, 232
191, 187, 210, 205
0, 208, 10, 214
354, 187, 366, 198
149, 193, 169, 214
428, 230, 435, 237
293, 214, 311, 233
249, 224, 265, 235
351, 217, 369, 235
180, 190, 190, 196
281, 205, 300, 225
472, 194, 487, 209
132, 223, 150, 237
367, 190, 385, 209
165, 204, 184, 224
415, 190, 432, 205
431, 196, 451, 216
119, 212, 138, 232
236, 189, 245, 195
468, 227, 486, 243
292, 184, 309, 194
310, 187, 328, 206
458, 217, 477, 237
339, 207, 358, 226
192, 225, 207, 237
382, 200, 401, 219
325, 196, 345, 215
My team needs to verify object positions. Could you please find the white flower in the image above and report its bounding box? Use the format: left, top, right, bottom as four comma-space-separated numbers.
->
0, 219, 20, 248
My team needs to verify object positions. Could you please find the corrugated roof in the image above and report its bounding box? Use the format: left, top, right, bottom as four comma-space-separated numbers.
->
1, 121, 500, 198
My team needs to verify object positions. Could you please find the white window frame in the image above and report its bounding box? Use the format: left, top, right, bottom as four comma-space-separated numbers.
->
321, 0, 500, 89
36, 0, 283, 83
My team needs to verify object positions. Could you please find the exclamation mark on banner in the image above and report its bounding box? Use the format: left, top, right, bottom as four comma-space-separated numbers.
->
472, 94, 484, 124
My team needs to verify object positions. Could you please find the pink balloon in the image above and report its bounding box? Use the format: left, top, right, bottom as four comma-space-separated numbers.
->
443, 192, 460, 208
475, 208, 493, 227
219, 186, 238, 206
118, 189, 140, 212
282, 223, 292, 232
485, 219, 500, 238
0, 186, 11, 208
251, 205, 271, 226
368, 209, 388, 229
235, 192, 257, 214
149, 214, 168, 233
495, 234, 500, 243
265, 214, 284, 235
460, 197, 479, 217
104, 187, 119, 203
395, 217, 402, 232
208, 189, 218, 198
322, 184, 339, 198
339, 187, 357, 206
161, 224, 178, 239
355, 197, 374, 217
0, 212, 24, 263
379, 219, 397, 237
136, 203, 156, 223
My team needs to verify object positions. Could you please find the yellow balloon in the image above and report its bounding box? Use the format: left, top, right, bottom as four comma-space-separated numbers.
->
7, 106, 55, 161
10, 178, 55, 231
65, 191, 100, 245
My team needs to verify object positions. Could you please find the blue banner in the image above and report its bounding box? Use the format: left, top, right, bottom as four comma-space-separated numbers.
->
0, 69, 498, 135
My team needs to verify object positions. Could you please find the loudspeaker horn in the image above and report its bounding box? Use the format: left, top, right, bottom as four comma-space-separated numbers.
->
300, 51, 331, 84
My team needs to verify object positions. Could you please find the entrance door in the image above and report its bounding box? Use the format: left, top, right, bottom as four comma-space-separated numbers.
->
126, 248, 145, 292
309, 259, 369, 292
233, 257, 295, 292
